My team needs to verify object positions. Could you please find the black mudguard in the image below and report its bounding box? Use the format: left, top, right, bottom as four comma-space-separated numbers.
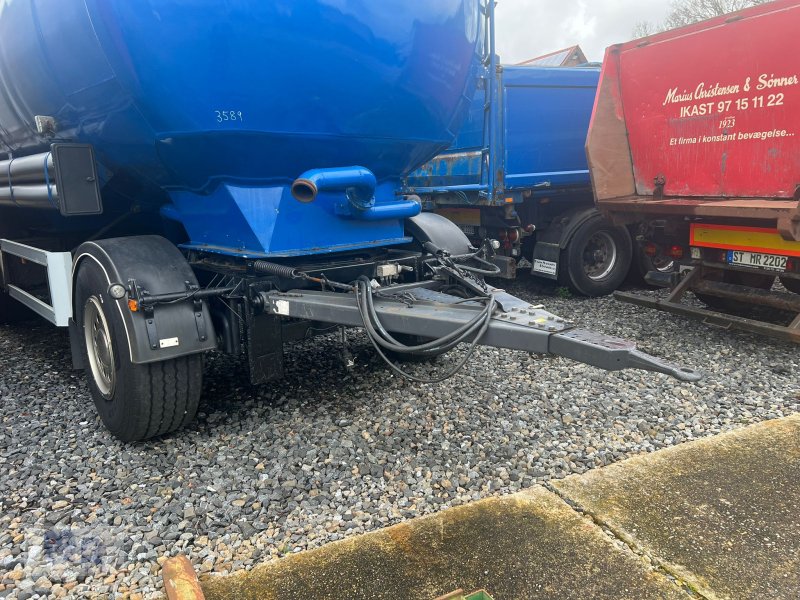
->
405, 212, 473, 255
537, 207, 603, 250
532, 207, 606, 280
72, 235, 217, 365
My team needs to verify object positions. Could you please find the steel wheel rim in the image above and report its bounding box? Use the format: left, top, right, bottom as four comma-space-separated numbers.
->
83, 296, 115, 398
651, 255, 675, 273
583, 231, 618, 281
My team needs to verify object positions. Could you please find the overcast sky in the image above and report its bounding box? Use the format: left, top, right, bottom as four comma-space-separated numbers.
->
495, 0, 669, 64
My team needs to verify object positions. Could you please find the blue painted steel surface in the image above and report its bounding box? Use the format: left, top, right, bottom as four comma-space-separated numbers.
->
0, 0, 483, 256
406, 66, 600, 202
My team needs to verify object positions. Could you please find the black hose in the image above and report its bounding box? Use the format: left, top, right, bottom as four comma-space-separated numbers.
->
359, 277, 487, 354
354, 276, 495, 383
254, 254, 496, 382
425, 242, 501, 278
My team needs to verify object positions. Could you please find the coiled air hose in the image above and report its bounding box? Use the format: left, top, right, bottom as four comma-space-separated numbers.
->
253, 260, 496, 383
355, 276, 495, 383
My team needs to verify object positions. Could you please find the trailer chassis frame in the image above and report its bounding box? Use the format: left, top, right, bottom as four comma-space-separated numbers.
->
258, 281, 701, 381
616, 264, 800, 343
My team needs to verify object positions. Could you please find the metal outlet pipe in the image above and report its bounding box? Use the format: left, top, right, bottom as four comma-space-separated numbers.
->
353, 200, 420, 221
291, 166, 376, 204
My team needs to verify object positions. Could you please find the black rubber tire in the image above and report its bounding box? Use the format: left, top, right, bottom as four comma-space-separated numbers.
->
695, 270, 775, 311
560, 217, 633, 297
630, 248, 676, 285
75, 259, 203, 442
779, 276, 800, 294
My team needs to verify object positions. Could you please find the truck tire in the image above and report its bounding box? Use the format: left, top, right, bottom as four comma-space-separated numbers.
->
560, 217, 632, 297
779, 276, 800, 294
75, 258, 202, 442
631, 249, 675, 284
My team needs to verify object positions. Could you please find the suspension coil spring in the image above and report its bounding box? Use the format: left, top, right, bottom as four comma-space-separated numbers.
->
252, 260, 300, 279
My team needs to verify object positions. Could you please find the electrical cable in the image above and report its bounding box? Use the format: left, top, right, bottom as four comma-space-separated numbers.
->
359, 277, 488, 356
354, 276, 495, 383
253, 247, 497, 382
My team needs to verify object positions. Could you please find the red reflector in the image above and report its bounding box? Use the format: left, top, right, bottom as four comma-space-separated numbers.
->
668, 245, 684, 259
787, 259, 794, 271
507, 229, 519, 243
644, 242, 657, 257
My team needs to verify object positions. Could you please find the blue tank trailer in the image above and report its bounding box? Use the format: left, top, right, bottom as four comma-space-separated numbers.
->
0, 1, 698, 441
404, 63, 643, 296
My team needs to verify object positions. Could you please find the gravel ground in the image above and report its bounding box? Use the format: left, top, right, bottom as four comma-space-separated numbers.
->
1, 277, 798, 599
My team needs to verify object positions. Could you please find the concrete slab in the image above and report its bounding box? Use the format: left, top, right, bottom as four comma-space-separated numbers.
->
201, 486, 686, 600
554, 415, 800, 600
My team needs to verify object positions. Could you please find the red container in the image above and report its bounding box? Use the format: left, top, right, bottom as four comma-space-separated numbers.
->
589, 0, 800, 235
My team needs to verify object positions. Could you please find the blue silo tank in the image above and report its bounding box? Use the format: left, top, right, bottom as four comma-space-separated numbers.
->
0, 0, 483, 256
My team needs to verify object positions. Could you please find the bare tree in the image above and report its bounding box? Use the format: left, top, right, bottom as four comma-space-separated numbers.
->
633, 0, 773, 37
632, 20, 658, 38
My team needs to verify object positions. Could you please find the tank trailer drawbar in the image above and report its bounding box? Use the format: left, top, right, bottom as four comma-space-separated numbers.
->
107, 202, 700, 388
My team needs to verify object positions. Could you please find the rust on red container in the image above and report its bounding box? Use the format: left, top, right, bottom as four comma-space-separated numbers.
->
589, 0, 800, 219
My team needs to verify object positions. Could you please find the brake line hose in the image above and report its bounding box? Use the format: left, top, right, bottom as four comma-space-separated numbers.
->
255, 257, 497, 383
354, 276, 495, 383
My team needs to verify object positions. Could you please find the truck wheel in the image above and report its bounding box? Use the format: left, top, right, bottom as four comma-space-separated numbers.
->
631, 249, 675, 284
561, 217, 632, 296
75, 259, 202, 442
779, 276, 800, 294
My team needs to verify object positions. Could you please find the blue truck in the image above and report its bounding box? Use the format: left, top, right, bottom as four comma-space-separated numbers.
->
0, 1, 697, 441
405, 63, 636, 296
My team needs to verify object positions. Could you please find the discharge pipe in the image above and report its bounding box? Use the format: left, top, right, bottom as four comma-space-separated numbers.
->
291, 166, 376, 204
291, 166, 420, 221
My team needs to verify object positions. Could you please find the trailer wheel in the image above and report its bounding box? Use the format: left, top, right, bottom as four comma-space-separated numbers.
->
561, 217, 632, 296
75, 259, 202, 442
631, 249, 675, 284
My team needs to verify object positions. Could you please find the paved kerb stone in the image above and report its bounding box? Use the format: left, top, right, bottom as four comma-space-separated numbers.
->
555, 415, 800, 600
200, 486, 688, 600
